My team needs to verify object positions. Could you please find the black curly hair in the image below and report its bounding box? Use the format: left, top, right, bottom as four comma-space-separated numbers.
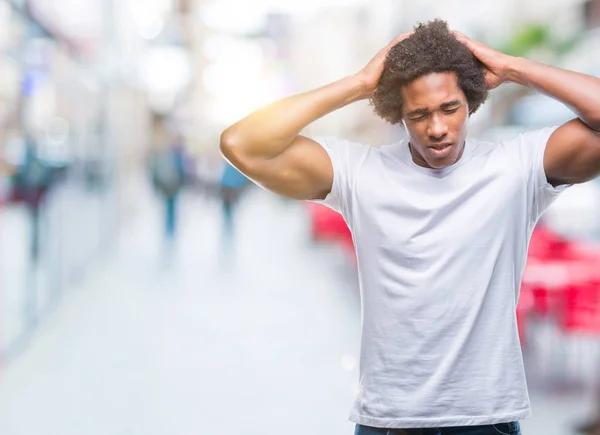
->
371, 19, 488, 125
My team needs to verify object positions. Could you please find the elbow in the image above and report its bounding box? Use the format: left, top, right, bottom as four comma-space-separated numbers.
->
219, 129, 253, 173
219, 129, 245, 168
219, 129, 238, 161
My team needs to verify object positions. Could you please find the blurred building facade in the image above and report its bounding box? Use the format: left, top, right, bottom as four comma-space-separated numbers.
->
0, 0, 184, 361
1, 0, 600, 394
1, 1, 600, 435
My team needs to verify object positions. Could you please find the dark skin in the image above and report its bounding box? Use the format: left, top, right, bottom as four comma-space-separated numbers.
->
220, 30, 600, 200
401, 72, 469, 170
455, 32, 600, 187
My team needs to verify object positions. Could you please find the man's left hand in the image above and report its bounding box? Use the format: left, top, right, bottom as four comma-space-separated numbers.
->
453, 31, 514, 90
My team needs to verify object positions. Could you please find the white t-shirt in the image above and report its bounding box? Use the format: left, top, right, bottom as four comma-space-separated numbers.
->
312, 127, 568, 429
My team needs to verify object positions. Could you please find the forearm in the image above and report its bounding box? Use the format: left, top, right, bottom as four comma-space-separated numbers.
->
220, 75, 367, 160
507, 57, 600, 130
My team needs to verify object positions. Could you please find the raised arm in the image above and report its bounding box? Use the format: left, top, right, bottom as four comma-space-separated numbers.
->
506, 59, 600, 185
219, 32, 412, 200
456, 32, 600, 186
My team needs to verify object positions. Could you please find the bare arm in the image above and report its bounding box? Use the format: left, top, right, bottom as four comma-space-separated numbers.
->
220, 32, 412, 200
456, 32, 600, 185
220, 77, 365, 200
506, 59, 600, 185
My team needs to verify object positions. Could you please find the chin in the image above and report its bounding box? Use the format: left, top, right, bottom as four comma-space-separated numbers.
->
427, 161, 452, 169
427, 149, 461, 168
426, 156, 454, 169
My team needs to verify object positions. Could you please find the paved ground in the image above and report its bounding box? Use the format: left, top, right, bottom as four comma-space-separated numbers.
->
0, 187, 595, 435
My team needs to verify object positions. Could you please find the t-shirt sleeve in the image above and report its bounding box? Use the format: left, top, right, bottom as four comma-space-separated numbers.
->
502, 126, 571, 224
308, 137, 370, 216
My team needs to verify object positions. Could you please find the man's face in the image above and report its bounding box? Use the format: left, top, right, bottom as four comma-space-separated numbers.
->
401, 72, 469, 169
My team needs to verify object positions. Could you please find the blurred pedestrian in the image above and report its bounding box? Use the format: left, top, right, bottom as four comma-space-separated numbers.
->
221, 18, 600, 434
13, 137, 53, 262
219, 161, 249, 234
149, 118, 187, 251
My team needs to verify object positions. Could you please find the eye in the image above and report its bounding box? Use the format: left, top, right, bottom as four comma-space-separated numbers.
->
443, 107, 460, 114
409, 114, 428, 122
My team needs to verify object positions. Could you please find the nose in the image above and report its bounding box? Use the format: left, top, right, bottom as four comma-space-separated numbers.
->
427, 114, 448, 141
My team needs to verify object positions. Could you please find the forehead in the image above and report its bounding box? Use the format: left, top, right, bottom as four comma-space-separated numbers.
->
401, 72, 465, 111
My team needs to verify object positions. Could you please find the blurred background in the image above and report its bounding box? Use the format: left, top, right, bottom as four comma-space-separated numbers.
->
0, 0, 600, 434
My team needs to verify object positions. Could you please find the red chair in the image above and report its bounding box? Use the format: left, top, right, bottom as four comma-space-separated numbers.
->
518, 224, 600, 358
561, 281, 600, 334
306, 203, 356, 265
306, 203, 351, 243
542, 281, 600, 390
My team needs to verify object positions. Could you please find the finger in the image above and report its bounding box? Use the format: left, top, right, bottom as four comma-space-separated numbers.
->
376, 31, 412, 59
452, 31, 470, 44
399, 30, 415, 40
390, 30, 414, 46
454, 31, 488, 53
454, 32, 480, 53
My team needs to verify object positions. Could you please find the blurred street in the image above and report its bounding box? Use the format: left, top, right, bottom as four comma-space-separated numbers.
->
0, 186, 365, 435
0, 185, 595, 435
2, 0, 600, 434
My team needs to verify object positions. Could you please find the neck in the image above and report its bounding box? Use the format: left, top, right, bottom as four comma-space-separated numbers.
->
408, 141, 466, 169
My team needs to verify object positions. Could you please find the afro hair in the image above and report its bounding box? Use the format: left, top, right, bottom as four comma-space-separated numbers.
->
371, 19, 488, 125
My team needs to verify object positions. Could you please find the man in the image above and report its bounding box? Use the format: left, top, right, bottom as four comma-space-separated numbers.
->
150, 125, 187, 250
14, 137, 54, 262
219, 161, 250, 234
220, 19, 600, 435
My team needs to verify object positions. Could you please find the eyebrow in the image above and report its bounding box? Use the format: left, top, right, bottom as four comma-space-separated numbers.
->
440, 100, 462, 109
406, 100, 462, 117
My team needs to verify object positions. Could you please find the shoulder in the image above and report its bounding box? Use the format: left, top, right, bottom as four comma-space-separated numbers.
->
495, 127, 558, 168
310, 137, 374, 173
469, 127, 556, 159
477, 127, 557, 150
314, 137, 370, 155
312, 137, 411, 172
466, 136, 496, 157
499, 127, 557, 147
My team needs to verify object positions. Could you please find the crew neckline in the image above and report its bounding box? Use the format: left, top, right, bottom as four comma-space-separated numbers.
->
397, 138, 474, 177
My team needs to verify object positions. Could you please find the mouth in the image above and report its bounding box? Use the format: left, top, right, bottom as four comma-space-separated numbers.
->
428, 142, 453, 158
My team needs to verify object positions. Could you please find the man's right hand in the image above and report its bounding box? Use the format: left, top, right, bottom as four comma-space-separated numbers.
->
356, 31, 414, 98
220, 32, 414, 202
